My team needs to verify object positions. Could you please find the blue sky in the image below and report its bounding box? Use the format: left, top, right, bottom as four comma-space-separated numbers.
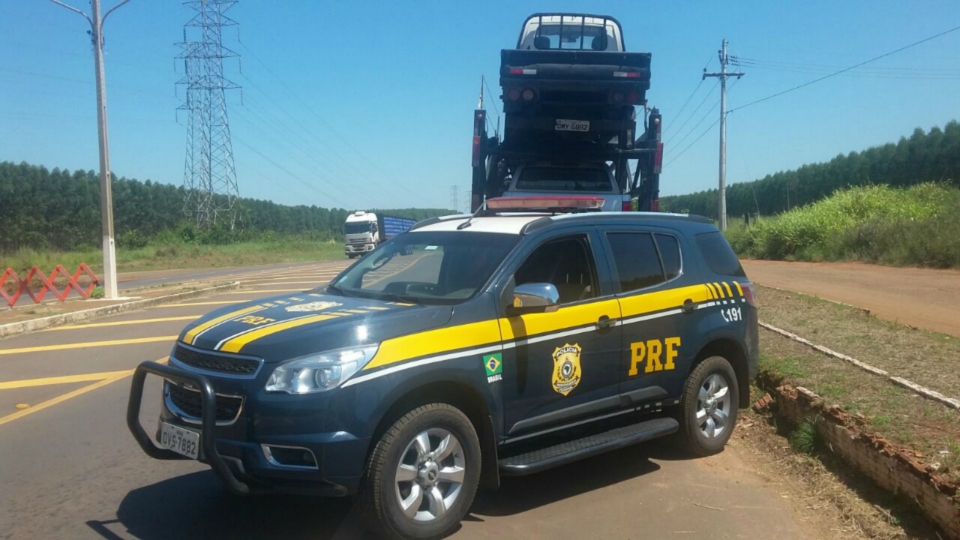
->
2, 1, 959, 211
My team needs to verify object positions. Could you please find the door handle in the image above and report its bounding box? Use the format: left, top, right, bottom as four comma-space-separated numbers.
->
682, 299, 695, 314
597, 315, 615, 329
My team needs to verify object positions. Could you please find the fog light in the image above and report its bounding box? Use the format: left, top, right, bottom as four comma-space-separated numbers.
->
508, 88, 521, 101
612, 91, 624, 103
521, 88, 535, 101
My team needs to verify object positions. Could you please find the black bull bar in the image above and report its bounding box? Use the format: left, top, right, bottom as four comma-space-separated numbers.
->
126, 360, 253, 494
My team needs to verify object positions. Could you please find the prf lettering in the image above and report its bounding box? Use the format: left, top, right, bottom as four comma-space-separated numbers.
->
628, 337, 681, 376
237, 315, 276, 326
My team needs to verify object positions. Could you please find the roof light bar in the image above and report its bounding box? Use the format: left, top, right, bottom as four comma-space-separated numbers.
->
613, 71, 641, 78
486, 196, 605, 212
509, 68, 538, 75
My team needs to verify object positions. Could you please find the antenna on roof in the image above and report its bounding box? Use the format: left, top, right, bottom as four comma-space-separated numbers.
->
457, 199, 486, 230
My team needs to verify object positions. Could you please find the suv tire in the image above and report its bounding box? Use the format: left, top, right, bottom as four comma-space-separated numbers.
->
360, 403, 481, 540
676, 355, 739, 457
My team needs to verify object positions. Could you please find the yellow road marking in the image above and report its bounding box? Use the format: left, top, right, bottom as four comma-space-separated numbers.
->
53, 316, 199, 331
343, 309, 369, 314
0, 336, 178, 355
226, 289, 305, 294
242, 281, 326, 286
163, 300, 244, 307
0, 357, 168, 426
0, 369, 133, 389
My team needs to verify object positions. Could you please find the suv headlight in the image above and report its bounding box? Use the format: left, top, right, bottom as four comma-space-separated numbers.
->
265, 345, 379, 394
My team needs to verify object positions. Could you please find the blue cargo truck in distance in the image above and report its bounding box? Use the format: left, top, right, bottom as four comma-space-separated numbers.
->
343, 211, 417, 258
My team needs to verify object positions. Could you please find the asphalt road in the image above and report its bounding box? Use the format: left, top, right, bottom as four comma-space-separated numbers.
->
0, 260, 818, 539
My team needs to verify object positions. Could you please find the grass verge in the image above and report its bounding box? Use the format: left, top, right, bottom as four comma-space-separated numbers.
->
2, 238, 345, 277
757, 285, 960, 405
757, 323, 960, 485
726, 183, 960, 268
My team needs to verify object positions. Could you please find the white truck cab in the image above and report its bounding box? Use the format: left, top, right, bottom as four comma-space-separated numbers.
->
343, 211, 380, 258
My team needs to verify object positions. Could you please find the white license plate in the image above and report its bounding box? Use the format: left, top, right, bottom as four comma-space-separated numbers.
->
555, 119, 590, 132
160, 422, 200, 460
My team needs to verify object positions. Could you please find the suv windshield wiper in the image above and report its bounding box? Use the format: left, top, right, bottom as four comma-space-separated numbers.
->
325, 283, 356, 297
378, 292, 423, 304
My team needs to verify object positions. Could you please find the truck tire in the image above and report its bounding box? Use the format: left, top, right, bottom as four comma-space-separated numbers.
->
675, 356, 739, 457
360, 403, 481, 540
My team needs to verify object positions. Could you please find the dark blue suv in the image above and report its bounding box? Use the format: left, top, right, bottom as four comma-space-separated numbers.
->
128, 198, 758, 540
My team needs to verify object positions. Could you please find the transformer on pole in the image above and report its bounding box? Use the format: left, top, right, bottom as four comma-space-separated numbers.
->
177, 0, 242, 229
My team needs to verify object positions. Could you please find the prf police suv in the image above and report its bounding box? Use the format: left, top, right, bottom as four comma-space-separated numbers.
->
128, 196, 758, 540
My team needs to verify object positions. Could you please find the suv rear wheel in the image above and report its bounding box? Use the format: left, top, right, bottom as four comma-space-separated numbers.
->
676, 356, 739, 456
361, 403, 481, 540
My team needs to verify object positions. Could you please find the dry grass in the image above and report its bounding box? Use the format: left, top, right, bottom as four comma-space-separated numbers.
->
757, 285, 960, 405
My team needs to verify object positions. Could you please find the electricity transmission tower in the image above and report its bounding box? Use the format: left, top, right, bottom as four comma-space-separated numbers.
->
703, 39, 744, 231
177, 0, 242, 229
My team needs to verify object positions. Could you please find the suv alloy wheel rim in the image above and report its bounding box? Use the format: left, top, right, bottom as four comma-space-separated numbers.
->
696, 373, 731, 439
394, 428, 466, 522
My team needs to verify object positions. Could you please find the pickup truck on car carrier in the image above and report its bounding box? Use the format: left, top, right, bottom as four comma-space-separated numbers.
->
472, 13, 664, 214
128, 195, 758, 540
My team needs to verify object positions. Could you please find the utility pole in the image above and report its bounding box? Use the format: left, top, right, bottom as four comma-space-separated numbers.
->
703, 39, 744, 231
451, 185, 459, 212
48, 0, 133, 300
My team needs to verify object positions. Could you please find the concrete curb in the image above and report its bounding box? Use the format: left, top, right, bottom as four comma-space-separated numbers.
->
760, 321, 960, 410
0, 281, 240, 339
757, 379, 960, 539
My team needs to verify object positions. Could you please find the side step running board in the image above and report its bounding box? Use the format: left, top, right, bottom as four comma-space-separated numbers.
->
498, 417, 679, 476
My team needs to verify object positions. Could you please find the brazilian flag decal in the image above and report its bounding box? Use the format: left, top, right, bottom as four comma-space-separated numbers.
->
483, 353, 503, 382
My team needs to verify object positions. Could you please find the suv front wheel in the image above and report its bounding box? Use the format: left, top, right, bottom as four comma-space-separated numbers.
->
360, 403, 481, 540
676, 356, 740, 456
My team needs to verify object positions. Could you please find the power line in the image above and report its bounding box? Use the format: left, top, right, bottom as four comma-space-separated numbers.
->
729, 24, 960, 114
663, 80, 718, 146
663, 53, 714, 136
664, 77, 742, 167
664, 118, 720, 168
235, 41, 410, 204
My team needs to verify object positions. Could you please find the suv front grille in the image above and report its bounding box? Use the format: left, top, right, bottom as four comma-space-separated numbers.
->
167, 383, 243, 423
173, 344, 260, 375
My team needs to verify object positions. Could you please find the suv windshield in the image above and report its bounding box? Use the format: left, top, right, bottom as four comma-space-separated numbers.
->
329, 231, 520, 304
514, 166, 614, 192
344, 222, 374, 234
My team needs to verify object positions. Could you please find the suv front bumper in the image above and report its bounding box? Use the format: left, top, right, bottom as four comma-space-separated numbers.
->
126, 360, 368, 496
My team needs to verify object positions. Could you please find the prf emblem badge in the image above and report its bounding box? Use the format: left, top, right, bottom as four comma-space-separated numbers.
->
552, 344, 582, 396
483, 353, 503, 383
285, 301, 342, 313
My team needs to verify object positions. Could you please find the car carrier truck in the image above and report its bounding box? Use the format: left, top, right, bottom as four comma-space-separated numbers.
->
471, 13, 664, 212
343, 211, 416, 258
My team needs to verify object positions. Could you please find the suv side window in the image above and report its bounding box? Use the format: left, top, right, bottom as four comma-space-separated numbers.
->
606, 232, 665, 293
655, 233, 682, 280
695, 231, 745, 277
515, 235, 597, 304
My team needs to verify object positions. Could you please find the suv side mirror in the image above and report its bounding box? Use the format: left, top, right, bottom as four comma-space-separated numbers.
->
508, 283, 560, 315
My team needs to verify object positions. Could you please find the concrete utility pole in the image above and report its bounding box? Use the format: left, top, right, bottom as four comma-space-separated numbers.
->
703, 39, 744, 231
48, 0, 134, 299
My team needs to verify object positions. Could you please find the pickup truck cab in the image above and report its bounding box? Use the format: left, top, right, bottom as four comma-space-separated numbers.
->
128, 197, 758, 540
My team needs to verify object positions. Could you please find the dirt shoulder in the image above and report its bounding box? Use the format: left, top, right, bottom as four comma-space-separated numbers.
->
742, 259, 960, 338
